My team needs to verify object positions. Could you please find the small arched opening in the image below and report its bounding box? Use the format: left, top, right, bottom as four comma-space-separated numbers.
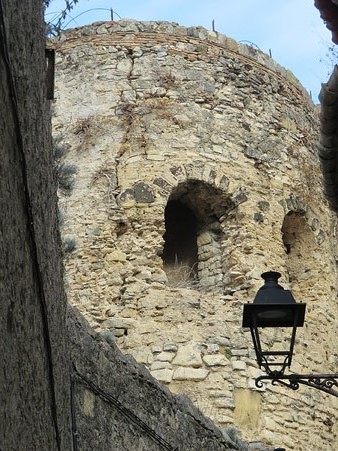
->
282, 211, 316, 296
161, 180, 232, 291
162, 200, 198, 283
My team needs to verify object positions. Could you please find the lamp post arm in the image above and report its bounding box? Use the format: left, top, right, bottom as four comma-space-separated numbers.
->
255, 373, 338, 398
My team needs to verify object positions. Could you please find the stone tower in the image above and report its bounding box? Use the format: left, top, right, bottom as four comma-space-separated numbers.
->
52, 20, 338, 450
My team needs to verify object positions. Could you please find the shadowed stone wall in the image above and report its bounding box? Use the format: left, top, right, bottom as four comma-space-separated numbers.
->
52, 20, 338, 450
68, 306, 252, 451
0, 1, 71, 449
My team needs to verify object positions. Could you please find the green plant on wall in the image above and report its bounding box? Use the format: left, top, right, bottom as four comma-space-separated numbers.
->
57, 163, 77, 193
62, 236, 76, 253
223, 347, 232, 360
52, 135, 77, 194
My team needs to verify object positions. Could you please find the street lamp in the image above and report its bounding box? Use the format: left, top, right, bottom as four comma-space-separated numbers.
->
242, 271, 338, 397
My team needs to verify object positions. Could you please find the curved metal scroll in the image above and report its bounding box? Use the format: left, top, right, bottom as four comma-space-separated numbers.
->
255, 373, 338, 397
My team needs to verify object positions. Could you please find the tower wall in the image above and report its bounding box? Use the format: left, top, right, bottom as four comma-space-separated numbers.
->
52, 20, 338, 450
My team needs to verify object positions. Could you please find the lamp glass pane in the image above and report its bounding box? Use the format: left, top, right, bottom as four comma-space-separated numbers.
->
257, 310, 289, 321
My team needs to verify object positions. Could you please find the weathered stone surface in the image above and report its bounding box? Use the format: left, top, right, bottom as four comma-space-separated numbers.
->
69, 307, 234, 450
231, 360, 247, 371
172, 342, 203, 368
234, 389, 261, 431
105, 250, 127, 262
155, 351, 175, 362
133, 181, 155, 203
150, 361, 172, 371
203, 354, 229, 367
1, 3, 71, 449
150, 369, 173, 383
131, 347, 153, 365
163, 343, 178, 352
102, 318, 135, 330
53, 20, 338, 450
173, 367, 210, 381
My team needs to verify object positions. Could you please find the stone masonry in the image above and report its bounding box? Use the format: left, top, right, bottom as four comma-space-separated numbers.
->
52, 20, 338, 450
68, 305, 252, 451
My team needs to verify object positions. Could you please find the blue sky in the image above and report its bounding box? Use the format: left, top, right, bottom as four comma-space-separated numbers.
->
45, 0, 335, 103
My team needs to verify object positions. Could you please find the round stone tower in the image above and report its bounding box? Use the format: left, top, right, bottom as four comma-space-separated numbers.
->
52, 20, 338, 450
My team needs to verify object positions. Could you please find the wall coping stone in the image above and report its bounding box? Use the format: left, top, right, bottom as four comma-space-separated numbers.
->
52, 19, 312, 105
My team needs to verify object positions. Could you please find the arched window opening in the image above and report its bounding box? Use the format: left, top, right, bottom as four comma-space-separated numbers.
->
162, 200, 198, 284
282, 213, 299, 259
282, 211, 316, 295
161, 180, 231, 291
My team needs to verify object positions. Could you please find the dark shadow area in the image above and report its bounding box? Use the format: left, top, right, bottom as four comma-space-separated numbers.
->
162, 200, 198, 280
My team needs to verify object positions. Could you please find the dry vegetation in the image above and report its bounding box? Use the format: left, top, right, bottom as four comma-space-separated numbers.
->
72, 114, 118, 151
90, 165, 118, 204
164, 262, 199, 289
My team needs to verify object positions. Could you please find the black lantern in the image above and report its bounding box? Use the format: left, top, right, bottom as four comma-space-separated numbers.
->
242, 271, 306, 376
243, 271, 338, 397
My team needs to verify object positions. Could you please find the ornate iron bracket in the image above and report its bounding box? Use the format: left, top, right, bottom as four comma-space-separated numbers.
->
255, 373, 338, 397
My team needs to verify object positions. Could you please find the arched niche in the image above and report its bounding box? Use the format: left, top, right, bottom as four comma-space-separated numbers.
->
162, 200, 199, 283
161, 180, 231, 291
281, 211, 316, 297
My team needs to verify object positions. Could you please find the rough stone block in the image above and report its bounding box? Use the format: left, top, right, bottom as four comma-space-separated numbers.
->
132, 348, 153, 365
231, 360, 246, 371
172, 342, 203, 368
150, 361, 172, 371
102, 317, 135, 330
150, 368, 173, 383
105, 250, 127, 262
163, 343, 178, 352
203, 354, 229, 367
173, 367, 209, 381
155, 351, 175, 362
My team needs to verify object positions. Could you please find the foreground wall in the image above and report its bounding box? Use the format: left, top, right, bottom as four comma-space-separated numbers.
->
0, 1, 71, 449
69, 306, 257, 451
52, 20, 338, 450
